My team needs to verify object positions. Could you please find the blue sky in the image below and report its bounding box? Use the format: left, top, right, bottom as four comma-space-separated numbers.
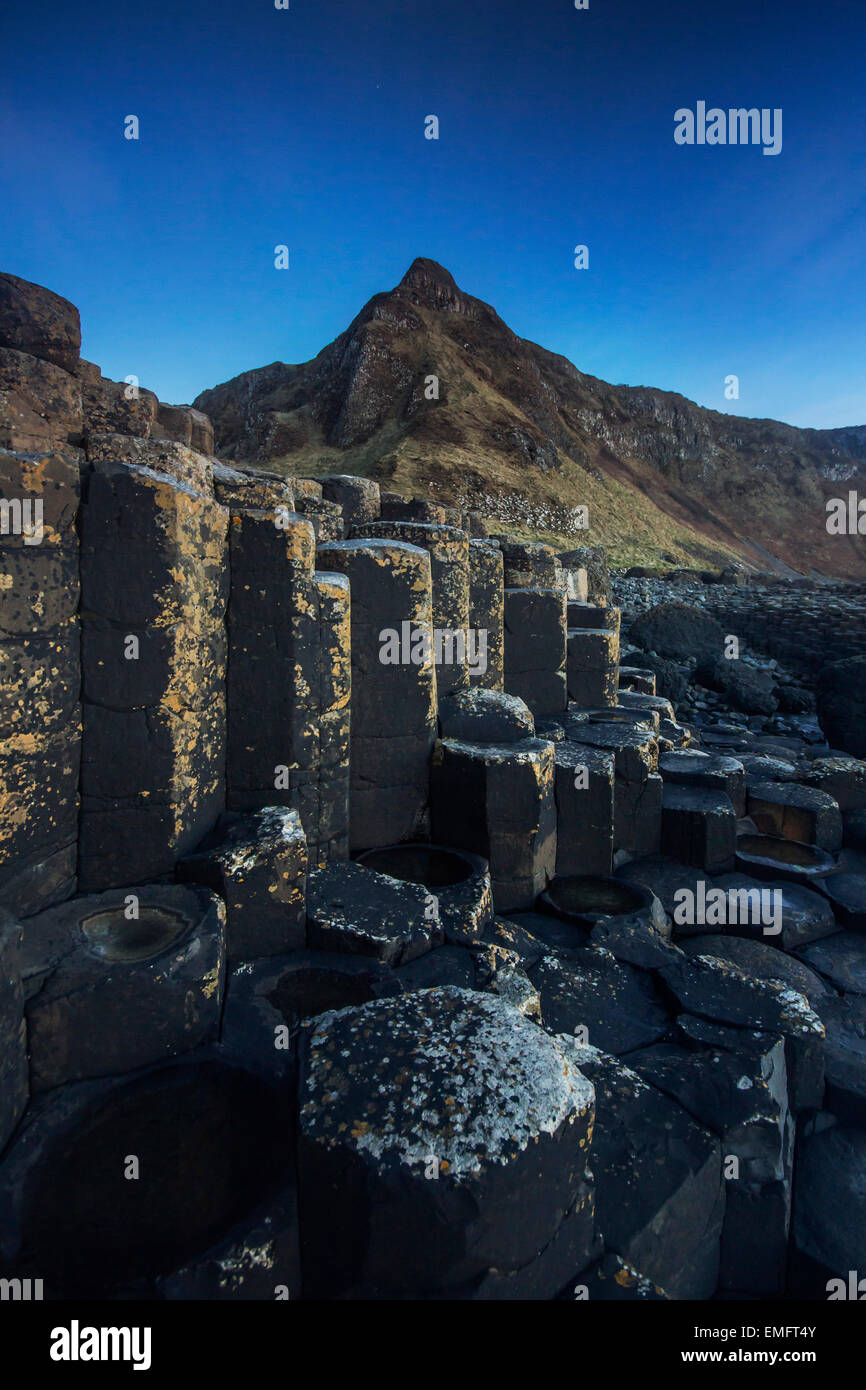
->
1, 0, 864, 427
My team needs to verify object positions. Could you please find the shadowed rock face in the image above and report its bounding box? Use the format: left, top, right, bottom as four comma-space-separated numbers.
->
193, 257, 866, 578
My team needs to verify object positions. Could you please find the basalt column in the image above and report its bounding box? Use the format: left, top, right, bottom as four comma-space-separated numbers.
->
321, 475, 380, 537
566, 625, 620, 708
78, 458, 228, 890
352, 522, 470, 696
226, 508, 350, 864
0, 449, 81, 915
469, 539, 504, 691
503, 586, 568, 718
317, 539, 437, 852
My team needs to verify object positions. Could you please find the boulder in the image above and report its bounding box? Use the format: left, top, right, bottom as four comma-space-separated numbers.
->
630, 602, 725, 664
817, 656, 866, 759
297, 988, 597, 1298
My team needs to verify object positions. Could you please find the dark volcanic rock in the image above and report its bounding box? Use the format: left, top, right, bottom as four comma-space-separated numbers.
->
747, 781, 843, 852
694, 657, 778, 715
573, 1251, 669, 1300
812, 993, 866, 1125
659, 952, 825, 1111
297, 987, 596, 1298
528, 950, 669, 1054
21, 884, 226, 1092
177, 807, 307, 961
680, 933, 829, 1007
712, 873, 838, 950
817, 656, 866, 759
818, 872, 866, 931
0, 910, 28, 1151
438, 687, 534, 744
630, 603, 725, 664
306, 862, 443, 964
573, 1045, 724, 1299
798, 932, 866, 994
792, 1126, 866, 1297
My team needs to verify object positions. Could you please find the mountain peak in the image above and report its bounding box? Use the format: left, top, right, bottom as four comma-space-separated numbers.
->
395, 257, 467, 311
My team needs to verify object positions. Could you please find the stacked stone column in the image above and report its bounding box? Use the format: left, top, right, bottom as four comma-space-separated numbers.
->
226, 506, 350, 864
566, 602, 621, 709
352, 521, 470, 696
469, 539, 504, 690
318, 538, 437, 851
321, 474, 380, 536
78, 458, 228, 890
0, 450, 81, 914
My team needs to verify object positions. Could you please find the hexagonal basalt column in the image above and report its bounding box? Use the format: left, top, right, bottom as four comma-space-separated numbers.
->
566, 722, 661, 858
567, 602, 621, 634
226, 508, 350, 864
78, 458, 228, 891
177, 806, 307, 961
661, 785, 737, 873
553, 744, 616, 876
317, 539, 438, 850
0, 449, 81, 915
566, 627, 620, 709
297, 987, 596, 1299
504, 587, 567, 718
431, 736, 556, 910
352, 521, 471, 696
306, 860, 443, 963
469, 539, 504, 690
19, 884, 226, 1092
0, 1056, 292, 1298
320, 474, 380, 536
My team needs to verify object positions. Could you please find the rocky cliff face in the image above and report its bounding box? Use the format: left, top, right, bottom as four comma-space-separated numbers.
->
195, 258, 866, 579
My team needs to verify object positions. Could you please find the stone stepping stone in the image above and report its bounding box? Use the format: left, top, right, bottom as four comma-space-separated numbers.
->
527, 950, 669, 1054
803, 756, 866, 812
438, 687, 534, 744
747, 781, 843, 852
177, 806, 306, 962
738, 754, 801, 787
661, 785, 737, 873
817, 872, 866, 931
798, 932, 866, 995
680, 934, 829, 1008
306, 862, 443, 965
356, 842, 492, 946
297, 986, 596, 1299
659, 749, 746, 816
712, 873, 838, 950
431, 736, 556, 911
658, 952, 824, 1112
630, 1038, 788, 1178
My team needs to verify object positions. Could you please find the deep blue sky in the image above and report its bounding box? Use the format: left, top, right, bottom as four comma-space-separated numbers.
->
1, 0, 864, 427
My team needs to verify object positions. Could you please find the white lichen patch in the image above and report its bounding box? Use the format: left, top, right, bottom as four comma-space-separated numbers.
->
302, 986, 594, 1179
